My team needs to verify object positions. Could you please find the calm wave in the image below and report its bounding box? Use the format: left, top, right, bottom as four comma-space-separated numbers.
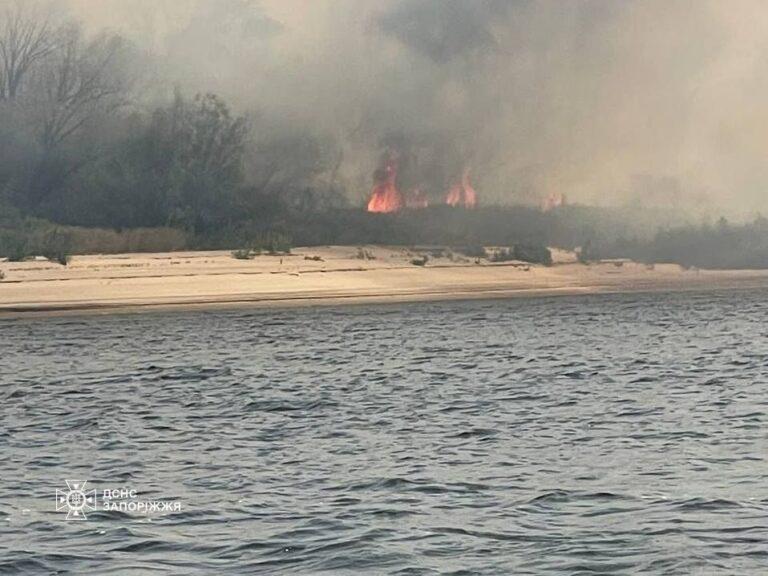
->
1, 290, 767, 574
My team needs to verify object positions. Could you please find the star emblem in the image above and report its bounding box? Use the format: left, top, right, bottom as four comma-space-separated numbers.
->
56, 480, 97, 520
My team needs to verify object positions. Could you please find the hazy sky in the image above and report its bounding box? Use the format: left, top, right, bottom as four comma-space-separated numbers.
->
28, 1, 768, 216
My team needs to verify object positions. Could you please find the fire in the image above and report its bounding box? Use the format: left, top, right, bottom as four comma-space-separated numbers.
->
445, 168, 477, 209
367, 158, 403, 213
542, 192, 566, 212
366, 153, 478, 212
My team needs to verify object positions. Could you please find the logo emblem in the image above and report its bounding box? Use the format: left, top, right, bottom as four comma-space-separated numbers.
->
56, 480, 96, 520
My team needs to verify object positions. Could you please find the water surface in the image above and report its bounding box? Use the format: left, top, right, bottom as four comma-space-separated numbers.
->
1, 290, 767, 574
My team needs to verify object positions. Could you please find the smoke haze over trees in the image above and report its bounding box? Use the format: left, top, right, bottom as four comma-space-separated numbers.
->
3, 0, 768, 268
55, 0, 768, 216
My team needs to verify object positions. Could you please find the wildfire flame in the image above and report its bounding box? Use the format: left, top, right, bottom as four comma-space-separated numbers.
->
542, 192, 566, 212
367, 154, 478, 212
367, 158, 404, 213
445, 168, 477, 209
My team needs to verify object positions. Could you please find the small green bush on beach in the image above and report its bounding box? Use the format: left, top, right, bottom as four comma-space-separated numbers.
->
490, 247, 515, 262
355, 247, 375, 260
230, 231, 292, 260
232, 249, 258, 260
0, 221, 72, 264
513, 244, 553, 266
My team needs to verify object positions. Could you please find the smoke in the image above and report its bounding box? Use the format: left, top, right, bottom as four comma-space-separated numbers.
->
48, 0, 768, 217
377, 0, 512, 63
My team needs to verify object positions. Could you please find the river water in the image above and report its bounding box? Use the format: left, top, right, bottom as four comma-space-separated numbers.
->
1, 290, 767, 575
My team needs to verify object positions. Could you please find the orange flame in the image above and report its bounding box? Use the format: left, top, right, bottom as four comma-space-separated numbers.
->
542, 193, 566, 212
446, 168, 477, 208
367, 159, 404, 213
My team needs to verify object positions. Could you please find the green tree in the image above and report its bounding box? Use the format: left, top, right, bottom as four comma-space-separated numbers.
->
162, 93, 248, 232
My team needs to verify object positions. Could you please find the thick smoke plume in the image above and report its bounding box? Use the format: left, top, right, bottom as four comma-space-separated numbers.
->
41, 0, 768, 217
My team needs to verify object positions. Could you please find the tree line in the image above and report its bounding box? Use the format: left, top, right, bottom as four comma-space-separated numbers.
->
0, 4, 347, 238
3, 5, 768, 271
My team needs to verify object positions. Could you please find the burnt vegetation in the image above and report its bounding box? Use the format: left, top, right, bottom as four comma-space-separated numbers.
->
1, 4, 767, 270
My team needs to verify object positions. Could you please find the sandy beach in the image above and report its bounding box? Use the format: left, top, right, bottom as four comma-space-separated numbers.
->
1, 245, 768, 316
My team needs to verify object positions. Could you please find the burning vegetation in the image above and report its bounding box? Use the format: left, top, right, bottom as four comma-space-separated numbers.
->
367, 151, 478, 213
541, 193, 567, 212
367, 154, 404, 213
445, 168, 478, 209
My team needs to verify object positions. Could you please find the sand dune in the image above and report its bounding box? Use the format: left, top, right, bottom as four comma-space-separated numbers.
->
1, 246, 767, 316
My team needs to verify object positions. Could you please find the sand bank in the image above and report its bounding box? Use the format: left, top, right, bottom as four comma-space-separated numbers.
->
1, 246, 767, 317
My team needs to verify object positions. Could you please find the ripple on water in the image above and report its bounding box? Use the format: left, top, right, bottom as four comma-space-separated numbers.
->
1, 290, 768, 574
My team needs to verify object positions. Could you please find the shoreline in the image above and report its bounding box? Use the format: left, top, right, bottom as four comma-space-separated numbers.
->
2, 246, 768, 318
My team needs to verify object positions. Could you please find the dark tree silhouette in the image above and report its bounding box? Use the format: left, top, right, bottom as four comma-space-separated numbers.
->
0, 2, 54, 101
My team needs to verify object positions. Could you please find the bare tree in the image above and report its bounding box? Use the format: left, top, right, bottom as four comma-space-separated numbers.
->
33, 24, 129, 151
0, 2, 54, 101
